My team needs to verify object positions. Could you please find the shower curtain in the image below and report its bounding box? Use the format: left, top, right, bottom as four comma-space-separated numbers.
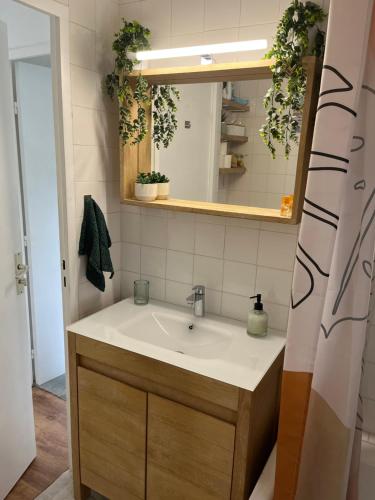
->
274, 0, 375, 499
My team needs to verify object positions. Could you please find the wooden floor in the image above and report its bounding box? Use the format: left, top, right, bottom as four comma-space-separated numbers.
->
6, 388, 69, 500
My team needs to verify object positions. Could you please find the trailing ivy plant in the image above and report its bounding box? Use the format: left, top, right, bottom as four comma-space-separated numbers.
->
105, 20, 150, 145
260, 1, 326, 158
152, 85, 180, 149
105, 19, 180, 149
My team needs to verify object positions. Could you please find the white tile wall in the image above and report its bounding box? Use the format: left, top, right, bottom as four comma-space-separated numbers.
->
53, 0, 332, 326
204, 0, 241, 31
53, 0, 122, 318
171, 0, 204, 36
117, 0, 330, 332
121, 206, 297, 332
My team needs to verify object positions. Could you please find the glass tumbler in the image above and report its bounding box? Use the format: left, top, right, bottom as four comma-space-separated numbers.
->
134, 279, 149, 305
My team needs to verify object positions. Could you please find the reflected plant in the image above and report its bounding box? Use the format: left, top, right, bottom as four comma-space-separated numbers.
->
260, 1, 326, 158
152, 85, 180, 149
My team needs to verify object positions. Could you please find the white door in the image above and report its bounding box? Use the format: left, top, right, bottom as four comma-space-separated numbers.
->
0, 22, 36, 498
15, 61, 65, 386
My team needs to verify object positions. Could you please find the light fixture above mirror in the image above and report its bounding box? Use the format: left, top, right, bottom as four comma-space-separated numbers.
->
135, 40, 268, 62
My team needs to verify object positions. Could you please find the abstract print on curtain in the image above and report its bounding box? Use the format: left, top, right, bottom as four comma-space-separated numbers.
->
274, 0, 375, 499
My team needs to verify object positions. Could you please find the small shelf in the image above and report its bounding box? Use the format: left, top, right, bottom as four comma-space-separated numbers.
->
219, 167, 246, 175
221, 134, 248, 144
122, 197, 292, 223
222, 98, 250, 112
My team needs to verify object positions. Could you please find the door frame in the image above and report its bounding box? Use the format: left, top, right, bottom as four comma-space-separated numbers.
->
17, 0, 78, 326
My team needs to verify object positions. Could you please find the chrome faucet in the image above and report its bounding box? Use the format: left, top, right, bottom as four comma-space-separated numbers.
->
186, 285, 205, 317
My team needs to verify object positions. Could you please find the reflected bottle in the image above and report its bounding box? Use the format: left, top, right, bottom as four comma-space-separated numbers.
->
280, 195, 294, 217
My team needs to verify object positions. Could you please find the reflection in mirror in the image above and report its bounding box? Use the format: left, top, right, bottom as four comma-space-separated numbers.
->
152, 80, 298, 212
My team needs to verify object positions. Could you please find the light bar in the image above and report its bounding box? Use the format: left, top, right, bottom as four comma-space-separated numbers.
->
136, 39, 267, 61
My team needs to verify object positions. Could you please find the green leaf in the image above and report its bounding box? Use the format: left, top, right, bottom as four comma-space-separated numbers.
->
260, 0, 325, 158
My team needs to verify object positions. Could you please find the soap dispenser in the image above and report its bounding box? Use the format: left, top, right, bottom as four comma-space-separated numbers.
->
247, 294, 268, 337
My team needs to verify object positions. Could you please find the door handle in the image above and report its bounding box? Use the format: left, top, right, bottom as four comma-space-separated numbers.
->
15, 253, 28, 295
16, 263, 28, 274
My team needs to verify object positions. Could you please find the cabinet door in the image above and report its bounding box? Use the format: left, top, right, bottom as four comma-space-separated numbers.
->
78, 367, 146, 499
147, 394, 235, 500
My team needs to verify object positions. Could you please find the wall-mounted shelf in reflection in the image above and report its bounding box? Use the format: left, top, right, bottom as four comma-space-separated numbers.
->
221, 134, 248, 144
222, 98, 250, 112
219, 167, 246, 175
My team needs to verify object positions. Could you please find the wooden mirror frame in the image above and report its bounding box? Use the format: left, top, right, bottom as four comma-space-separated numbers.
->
120, 56, 321, 224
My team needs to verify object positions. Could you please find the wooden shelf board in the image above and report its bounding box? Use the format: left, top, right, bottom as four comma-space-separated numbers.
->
221, 134, 248, 144
219, 167, 246, 175
128, 60, 273, 85
122, 197, 293, 223
222, 98, 249, 112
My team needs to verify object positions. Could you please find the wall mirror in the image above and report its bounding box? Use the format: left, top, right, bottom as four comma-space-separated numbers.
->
121, 58, 320, 224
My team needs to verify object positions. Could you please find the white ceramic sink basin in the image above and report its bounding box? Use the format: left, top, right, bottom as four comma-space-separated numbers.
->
68, 298, 286, 392
118, 309, 233, 359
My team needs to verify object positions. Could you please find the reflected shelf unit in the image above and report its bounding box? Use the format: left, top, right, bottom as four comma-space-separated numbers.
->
219, 167, 246, 175
221, 134, 248, 144
222, 98, 249, 112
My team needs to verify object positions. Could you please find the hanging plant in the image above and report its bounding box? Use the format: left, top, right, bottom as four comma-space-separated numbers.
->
260, 1, 326, 158
105, 19, 180, 148
152, 85, 180, 149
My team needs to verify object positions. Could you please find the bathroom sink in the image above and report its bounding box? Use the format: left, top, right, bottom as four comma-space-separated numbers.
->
118, 310, 233, 359
68, 298, 286, 392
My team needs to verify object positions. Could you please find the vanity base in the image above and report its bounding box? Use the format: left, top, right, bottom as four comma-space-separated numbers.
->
68, 332, 283, 500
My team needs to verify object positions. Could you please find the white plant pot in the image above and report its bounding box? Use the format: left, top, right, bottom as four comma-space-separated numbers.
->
134, 183, 157, 201
157, 182, 170, 200
227, 124, 246, 136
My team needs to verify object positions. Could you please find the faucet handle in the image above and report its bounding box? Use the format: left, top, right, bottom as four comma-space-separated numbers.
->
192, 284, 205, 295
186, 293, 195, 305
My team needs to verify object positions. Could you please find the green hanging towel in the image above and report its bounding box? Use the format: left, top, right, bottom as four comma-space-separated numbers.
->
79, 195, 114, 292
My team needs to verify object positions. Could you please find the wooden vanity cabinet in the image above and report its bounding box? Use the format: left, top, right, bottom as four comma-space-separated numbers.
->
77, 368, 147, 499
68, 332, 283, 500
147, 394, 235, 500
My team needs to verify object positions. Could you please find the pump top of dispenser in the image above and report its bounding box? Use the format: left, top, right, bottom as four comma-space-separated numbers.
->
250, 294, 263, 311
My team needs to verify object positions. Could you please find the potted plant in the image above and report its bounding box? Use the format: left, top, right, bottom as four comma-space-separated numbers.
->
259, 1, 326, 158
134, 172, 157, 201
105, 19, 180, 149
150, 171, 170, 200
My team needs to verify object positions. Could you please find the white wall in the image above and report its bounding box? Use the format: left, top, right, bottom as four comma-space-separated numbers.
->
155, 82, 216, 201
15, 61, 65, 385
2, 0, 122, 321
0, 0, 50, 59
122, 207, 298, 334
119, 0, 330, 332
58, 0, 122, 318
